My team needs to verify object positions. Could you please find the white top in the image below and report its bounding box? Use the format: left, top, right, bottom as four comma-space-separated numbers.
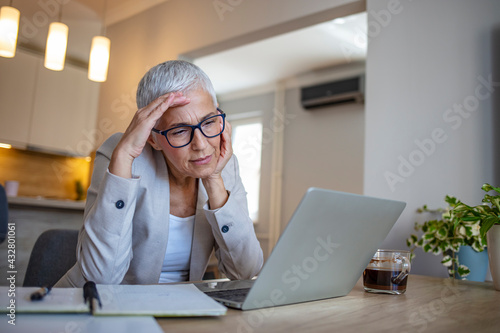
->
158, 214, 195, 283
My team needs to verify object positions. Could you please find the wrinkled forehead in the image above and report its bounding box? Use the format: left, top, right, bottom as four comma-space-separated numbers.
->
155, 89, 218, 128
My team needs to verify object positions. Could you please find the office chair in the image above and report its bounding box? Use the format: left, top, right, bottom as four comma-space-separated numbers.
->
23, 229, 79, 287
0, 184, 8, 244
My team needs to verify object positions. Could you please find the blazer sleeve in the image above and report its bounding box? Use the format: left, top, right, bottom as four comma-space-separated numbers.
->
75, 133, 140, 284
203, 155, 264, 280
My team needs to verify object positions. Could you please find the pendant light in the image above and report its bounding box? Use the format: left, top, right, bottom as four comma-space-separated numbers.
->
44, 5, 68, 71
88, 0, 110, 82
0, 1, 20, 58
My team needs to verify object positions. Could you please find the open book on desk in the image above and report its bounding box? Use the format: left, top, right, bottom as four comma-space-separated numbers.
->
0, 284, 227, 317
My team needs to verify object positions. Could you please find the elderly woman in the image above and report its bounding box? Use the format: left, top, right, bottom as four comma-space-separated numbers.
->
55, 60, 263, 287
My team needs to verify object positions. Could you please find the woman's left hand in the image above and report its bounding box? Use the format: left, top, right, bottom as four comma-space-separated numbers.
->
202, 118, 232, 209
213, 120, 233, 176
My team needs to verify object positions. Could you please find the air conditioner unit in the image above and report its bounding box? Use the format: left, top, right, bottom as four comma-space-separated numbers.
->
300, 76, 364, 110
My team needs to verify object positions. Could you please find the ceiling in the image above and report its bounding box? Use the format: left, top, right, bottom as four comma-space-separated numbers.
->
10, 0, 169, 62
194, 12, 367, 96
9, 0, 366, 95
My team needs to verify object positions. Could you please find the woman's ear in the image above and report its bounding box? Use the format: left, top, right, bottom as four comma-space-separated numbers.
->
147, 134, 162, 150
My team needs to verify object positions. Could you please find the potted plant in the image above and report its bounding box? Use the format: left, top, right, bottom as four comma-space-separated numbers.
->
447, 183, 500, 290
406, 195, 487, 280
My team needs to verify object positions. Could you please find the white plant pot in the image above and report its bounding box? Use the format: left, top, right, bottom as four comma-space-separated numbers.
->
486, 224, 500, 291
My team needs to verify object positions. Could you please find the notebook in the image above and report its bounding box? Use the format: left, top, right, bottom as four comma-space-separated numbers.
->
197, 187, 406, 310
0, 315, 164, 333
0, 284, 227, 316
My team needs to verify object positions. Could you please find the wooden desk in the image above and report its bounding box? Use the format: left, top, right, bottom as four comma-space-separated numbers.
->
156, 275, 500, 333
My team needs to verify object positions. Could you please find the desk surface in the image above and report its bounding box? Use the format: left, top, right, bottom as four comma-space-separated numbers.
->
156, 274, 500, 333
8, 195, 85, 210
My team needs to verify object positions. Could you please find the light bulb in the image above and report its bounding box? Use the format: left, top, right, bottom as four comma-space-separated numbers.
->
45, 22, 68, 71
0, 6, 20, 58
88, 36, 110, 82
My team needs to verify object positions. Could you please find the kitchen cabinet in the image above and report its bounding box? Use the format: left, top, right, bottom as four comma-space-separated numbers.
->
0, 51, 39, 148
0, 49, 99, 156
30, 61, 99, 156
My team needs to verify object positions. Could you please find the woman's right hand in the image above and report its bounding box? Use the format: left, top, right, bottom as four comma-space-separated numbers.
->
109, 92, 190, 178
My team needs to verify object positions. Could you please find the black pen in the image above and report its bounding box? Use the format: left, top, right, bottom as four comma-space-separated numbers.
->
30, 285, 51, 301
83, 281, 102, 314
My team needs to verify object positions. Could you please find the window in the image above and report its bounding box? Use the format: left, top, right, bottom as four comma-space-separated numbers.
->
230, 116, 263, 222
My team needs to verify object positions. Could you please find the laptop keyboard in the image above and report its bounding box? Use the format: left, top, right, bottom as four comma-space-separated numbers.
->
204, 287, 251, 303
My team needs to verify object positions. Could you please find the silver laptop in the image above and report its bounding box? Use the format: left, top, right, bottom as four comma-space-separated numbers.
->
197, 187, 406, 310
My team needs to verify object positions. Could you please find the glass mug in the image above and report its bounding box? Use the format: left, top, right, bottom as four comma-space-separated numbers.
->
363, 249, 411, 295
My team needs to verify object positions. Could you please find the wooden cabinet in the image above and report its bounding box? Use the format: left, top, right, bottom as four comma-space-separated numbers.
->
0, 49, 99, 156
30, 63, 99, 156
0, 51, 39, 148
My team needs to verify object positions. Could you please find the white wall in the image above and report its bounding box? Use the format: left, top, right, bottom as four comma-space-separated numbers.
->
365, 0, 500, 277
91, 0, 367, 259
281, 64, 365, 232
219, 92, 276, 257
219, 62, 366, 255
87, 0, 500, 278
95, 0, 363, 148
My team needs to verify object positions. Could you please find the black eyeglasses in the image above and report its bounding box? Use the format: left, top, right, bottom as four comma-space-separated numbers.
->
152, 108, 226, 148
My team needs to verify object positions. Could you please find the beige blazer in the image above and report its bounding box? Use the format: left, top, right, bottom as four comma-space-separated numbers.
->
55, 133, 263, 287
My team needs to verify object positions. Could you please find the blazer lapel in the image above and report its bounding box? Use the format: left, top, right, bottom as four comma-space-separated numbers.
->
145, 148, 171, 283
189, 180, 215, 280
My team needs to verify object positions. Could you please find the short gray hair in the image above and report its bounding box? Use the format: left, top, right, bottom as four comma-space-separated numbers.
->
136, 60, 217, 109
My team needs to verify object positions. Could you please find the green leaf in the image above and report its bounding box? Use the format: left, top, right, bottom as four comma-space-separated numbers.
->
441, 255, 452, 263
482, 183, 500, 193
445, 244, 454, 252
457, 265, 470, 278
450, 241, 461, 252
492, 197, 500, 209
423, 243, 432, 252
440, 243, 450, 253
453, 204, 471, 212
424, 233, 435, 240
416, 205, 428, 213
480, 216, 499, 239
475, 205, 492, 215
445, 195, 458, 206
465, 226, 473, 238
437, 228, 447, 240
482, 184, 494, 192
472, 240, 485, 252
461, 216, 481, 222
